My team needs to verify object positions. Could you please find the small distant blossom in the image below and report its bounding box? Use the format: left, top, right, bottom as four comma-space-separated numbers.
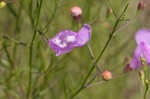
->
48, 24, 91, 56
137, 1, 146, 10
129, 29, 150, 69
70, 6, 82, 17
102, 70, 112, 80
0, 1, 6, 8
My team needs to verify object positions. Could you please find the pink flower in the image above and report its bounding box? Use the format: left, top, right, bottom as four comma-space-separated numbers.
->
48, 24, 91, 56
129, 29, 150, 69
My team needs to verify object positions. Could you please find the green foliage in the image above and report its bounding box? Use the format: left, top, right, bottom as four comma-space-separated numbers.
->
0, 0, 149, 99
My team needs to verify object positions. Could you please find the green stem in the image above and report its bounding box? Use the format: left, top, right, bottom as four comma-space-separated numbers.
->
70, 4, 129, 99
27, 0, 43, 98
85, 3, 129, 86
3, 41, 15, 98
3, 42, 14, 68
144, 80, 149, 99
143, 62, 149, 99
27, 30, 37, 99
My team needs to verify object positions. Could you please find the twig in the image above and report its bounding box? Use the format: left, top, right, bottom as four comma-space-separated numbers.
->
3, 42, 14, 68
87, 43, 101, 73
70, 3, 129, 99
85, 73, 125, 88
27, 0, 43, 98
113, 17, 136, 36
1, 35, 28, 47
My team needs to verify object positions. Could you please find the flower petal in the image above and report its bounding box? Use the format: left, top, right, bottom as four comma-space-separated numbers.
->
135, 29, 150, 45
75, 24, 91, 47
48, 24, 91, 56
49, 39, 73, 56
130, 42, 150, 68
142, 43, 150, 65
130, 43, 144, 69
48, 30, 77, 56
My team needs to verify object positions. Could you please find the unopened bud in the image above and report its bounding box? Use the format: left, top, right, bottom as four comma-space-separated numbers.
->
70, 6, 82, 17
102, 70, 112, 80
70, 6, 82, 24
137, 1, 146, 10
0, 1, 6, 8
145, 80, 149, 84
123, 64, 133, 73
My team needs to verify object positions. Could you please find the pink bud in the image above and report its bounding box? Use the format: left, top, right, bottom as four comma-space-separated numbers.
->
137, 1, 146, 10
123, 64, 133, 73
70, 6, 82, 17
102, 70, 112, 80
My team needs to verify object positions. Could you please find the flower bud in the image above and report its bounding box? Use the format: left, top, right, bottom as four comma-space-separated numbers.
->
137, 1, 146, 10
123, 64, 133, 73
70, 6, 82, 24
0, 1, 6, 8
70, 6, 82, 17
145, 79, 149, 85
102, 70, 112, 80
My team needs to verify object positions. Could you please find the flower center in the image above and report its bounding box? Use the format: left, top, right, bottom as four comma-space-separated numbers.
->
53, 37, 67, 48
53, 37, 61, 45
65, 35, 75, 42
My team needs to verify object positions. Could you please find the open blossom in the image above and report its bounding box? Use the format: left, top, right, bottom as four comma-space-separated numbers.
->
48, 24, 91, 56
129, 29, 150, 69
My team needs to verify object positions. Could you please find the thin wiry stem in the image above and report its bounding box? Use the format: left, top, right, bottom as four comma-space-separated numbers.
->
86, 43, 101, 81
3, 42, 14, 68
144, 82, 149, 99
1, 35, 28, 47
27, 30, 37, 99
70, 4, 129, 99
27, 0, 43, 99
42, 0, 58, 33
85, 73, 125, 88
87, 43, 101, 73
143, 62, 149, 99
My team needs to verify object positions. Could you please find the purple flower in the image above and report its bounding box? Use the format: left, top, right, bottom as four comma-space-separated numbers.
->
129, 29, 150, 69
48, 24, 91, 56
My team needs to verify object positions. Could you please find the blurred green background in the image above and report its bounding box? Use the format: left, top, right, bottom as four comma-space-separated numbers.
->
0, 0, 150, 99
